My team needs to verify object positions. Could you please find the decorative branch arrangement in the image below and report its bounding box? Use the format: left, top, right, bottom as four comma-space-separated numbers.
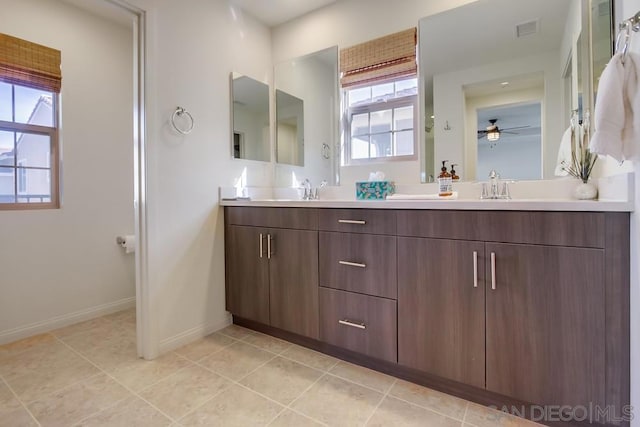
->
562, 111, 597, 183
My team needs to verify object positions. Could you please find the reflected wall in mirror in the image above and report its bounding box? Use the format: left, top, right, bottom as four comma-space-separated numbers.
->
274, 46, 339, 186
276, 89, 304, 166
230, 73, 270, 162
419, 0, 607, 182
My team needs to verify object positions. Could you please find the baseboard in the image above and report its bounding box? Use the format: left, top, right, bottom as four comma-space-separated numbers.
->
0, 296, 136, 345
158, 312, 232, 354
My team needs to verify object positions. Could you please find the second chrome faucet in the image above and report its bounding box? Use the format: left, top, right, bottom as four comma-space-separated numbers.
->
480, 170, 512, 199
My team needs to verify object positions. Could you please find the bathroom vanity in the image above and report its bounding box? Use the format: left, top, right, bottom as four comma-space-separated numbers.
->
222, 201, 630, 427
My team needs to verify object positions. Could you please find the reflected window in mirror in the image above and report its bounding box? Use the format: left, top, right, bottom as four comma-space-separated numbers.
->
230, 73, 270, 162
344, 77, 418, 164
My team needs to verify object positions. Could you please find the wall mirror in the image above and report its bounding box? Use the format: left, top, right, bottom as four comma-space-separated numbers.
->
230, 73, 270, 162
419, 0, 612, 183
274, 46, 339, 185
276, 89, 304, 166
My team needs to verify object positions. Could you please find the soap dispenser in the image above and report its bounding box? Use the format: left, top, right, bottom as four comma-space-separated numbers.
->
438, 160, 453, 196
450, 164, 460, 181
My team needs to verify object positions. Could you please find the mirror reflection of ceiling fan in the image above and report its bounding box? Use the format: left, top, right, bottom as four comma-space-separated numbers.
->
477, 119, 531, 146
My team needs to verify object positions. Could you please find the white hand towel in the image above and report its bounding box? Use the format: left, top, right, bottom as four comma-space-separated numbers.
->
590, 52, 639, 162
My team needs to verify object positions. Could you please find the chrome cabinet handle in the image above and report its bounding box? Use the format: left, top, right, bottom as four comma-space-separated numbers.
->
473, 251, 478, 288
491, 252, 496, 290
338, 219, 366, 225
267, 234, 273, 259
259, 233, 264, 259
338, 319, 366, 329
338, 260, 366, 268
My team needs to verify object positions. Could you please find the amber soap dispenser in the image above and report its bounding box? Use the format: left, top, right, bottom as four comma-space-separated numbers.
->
438, 160, 453, 196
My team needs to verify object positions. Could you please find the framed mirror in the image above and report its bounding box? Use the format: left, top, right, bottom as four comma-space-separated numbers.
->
230, 73, 270, 162
276, 89, 304, 166
419, 0, 607, 183
274, 46, 339, 185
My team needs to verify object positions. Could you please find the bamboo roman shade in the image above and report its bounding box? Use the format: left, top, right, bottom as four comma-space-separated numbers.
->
0, 33, 62, 93
340, 28, 417, 88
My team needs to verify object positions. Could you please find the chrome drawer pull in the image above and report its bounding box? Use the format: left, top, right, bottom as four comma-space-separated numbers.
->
267, 234, 273, 259
491, 252, 496, 290
259, 233, 264, 259
338, 319, 366, 329
339, 260, 366, 268
338, 219, 366, 225
473, 251, 478, 288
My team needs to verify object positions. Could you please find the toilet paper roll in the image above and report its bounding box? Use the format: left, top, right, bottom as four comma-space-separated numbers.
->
116, 235, 136, 254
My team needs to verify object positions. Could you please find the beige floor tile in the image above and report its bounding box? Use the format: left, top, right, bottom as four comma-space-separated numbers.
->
367, 396, 462, 427
178, 383, 283, 426
242, 332, 292, 354
28, 373, 132, 427
280, 345, 338, 371
329, 361, 395, 393
0, 334, 57, 364
139, 364, 230, 420
268, 409, 325, 426
2, 341, 100, 403
198, 341, 275, 381
75, 396, 171, 427
388, 379, 468, 420
61, 329, 138, 371
240, 357, 323, 405
107, 352, 192, 392
51, 317, 112, 340
0, 381, 37, 427
290, 374, 383, 427
217, 324, 254, 340
174, 333, 235, 362
465, 403, 544, 427
103, 308, 136, 325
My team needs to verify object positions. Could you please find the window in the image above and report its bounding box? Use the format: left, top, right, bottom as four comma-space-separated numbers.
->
344, 77, 418, 164
0, 33, 61, 209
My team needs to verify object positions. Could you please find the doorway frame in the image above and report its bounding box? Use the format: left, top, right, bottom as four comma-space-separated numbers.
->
104, 0, 152, 359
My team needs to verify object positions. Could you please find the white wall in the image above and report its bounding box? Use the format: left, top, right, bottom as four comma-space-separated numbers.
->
617, 1, 640, 424
120, 0, 273, 354
0, 0, 134, 343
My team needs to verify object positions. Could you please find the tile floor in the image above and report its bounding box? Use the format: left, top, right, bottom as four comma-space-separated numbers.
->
0, 309, 543, 426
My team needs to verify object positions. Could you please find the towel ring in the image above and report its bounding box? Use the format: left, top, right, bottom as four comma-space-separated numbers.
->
171, 106, 194, 135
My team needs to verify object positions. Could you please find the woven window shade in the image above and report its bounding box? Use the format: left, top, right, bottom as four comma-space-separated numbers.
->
0, 33, 61, 93
340, 28, 416, 88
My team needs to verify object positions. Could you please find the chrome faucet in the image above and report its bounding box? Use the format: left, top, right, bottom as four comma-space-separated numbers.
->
481, 170, 512, 199
301, 179, 327, 200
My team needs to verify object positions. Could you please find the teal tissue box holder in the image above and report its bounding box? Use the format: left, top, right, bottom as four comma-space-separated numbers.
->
356, 181, 396, 200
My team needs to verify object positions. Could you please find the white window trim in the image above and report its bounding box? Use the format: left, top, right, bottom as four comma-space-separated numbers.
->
343, 92, 418, 166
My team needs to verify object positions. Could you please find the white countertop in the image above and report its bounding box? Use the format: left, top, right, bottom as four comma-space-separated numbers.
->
220, 198, 633, 212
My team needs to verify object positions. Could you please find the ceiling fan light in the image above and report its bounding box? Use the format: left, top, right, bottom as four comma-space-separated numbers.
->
487, 130, 500, 141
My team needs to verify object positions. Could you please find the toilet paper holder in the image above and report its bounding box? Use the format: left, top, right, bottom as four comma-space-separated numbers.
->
116, 235, 136, 254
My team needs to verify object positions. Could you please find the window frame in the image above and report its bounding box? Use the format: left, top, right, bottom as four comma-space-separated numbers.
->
0, 85, 60, 210
343, 80, 418, 166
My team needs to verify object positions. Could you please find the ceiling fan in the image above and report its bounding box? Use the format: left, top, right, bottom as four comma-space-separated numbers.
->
477, 119, 531, 146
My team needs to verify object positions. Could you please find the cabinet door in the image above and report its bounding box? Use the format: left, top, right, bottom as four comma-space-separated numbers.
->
226, 225, 270, 324
485, 243, 605, 408
398, 237, 486, 388
269, 228, 319, 339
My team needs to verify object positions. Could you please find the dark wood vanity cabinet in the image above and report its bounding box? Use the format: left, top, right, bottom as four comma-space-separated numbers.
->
225, 208, 319, 339
485, 243, 605, 410
397, 237, 486, 388
225, 206, 630, 426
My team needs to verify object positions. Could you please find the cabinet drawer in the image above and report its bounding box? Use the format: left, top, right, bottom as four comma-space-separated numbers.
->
318, 209, 396, 235
397, 210, 605, 248
319, 232, 397, 299
225, 207, 318, 230
319, 287, 397, 363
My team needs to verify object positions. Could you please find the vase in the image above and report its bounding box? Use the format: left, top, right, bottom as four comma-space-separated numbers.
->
572, 181, 598, 200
